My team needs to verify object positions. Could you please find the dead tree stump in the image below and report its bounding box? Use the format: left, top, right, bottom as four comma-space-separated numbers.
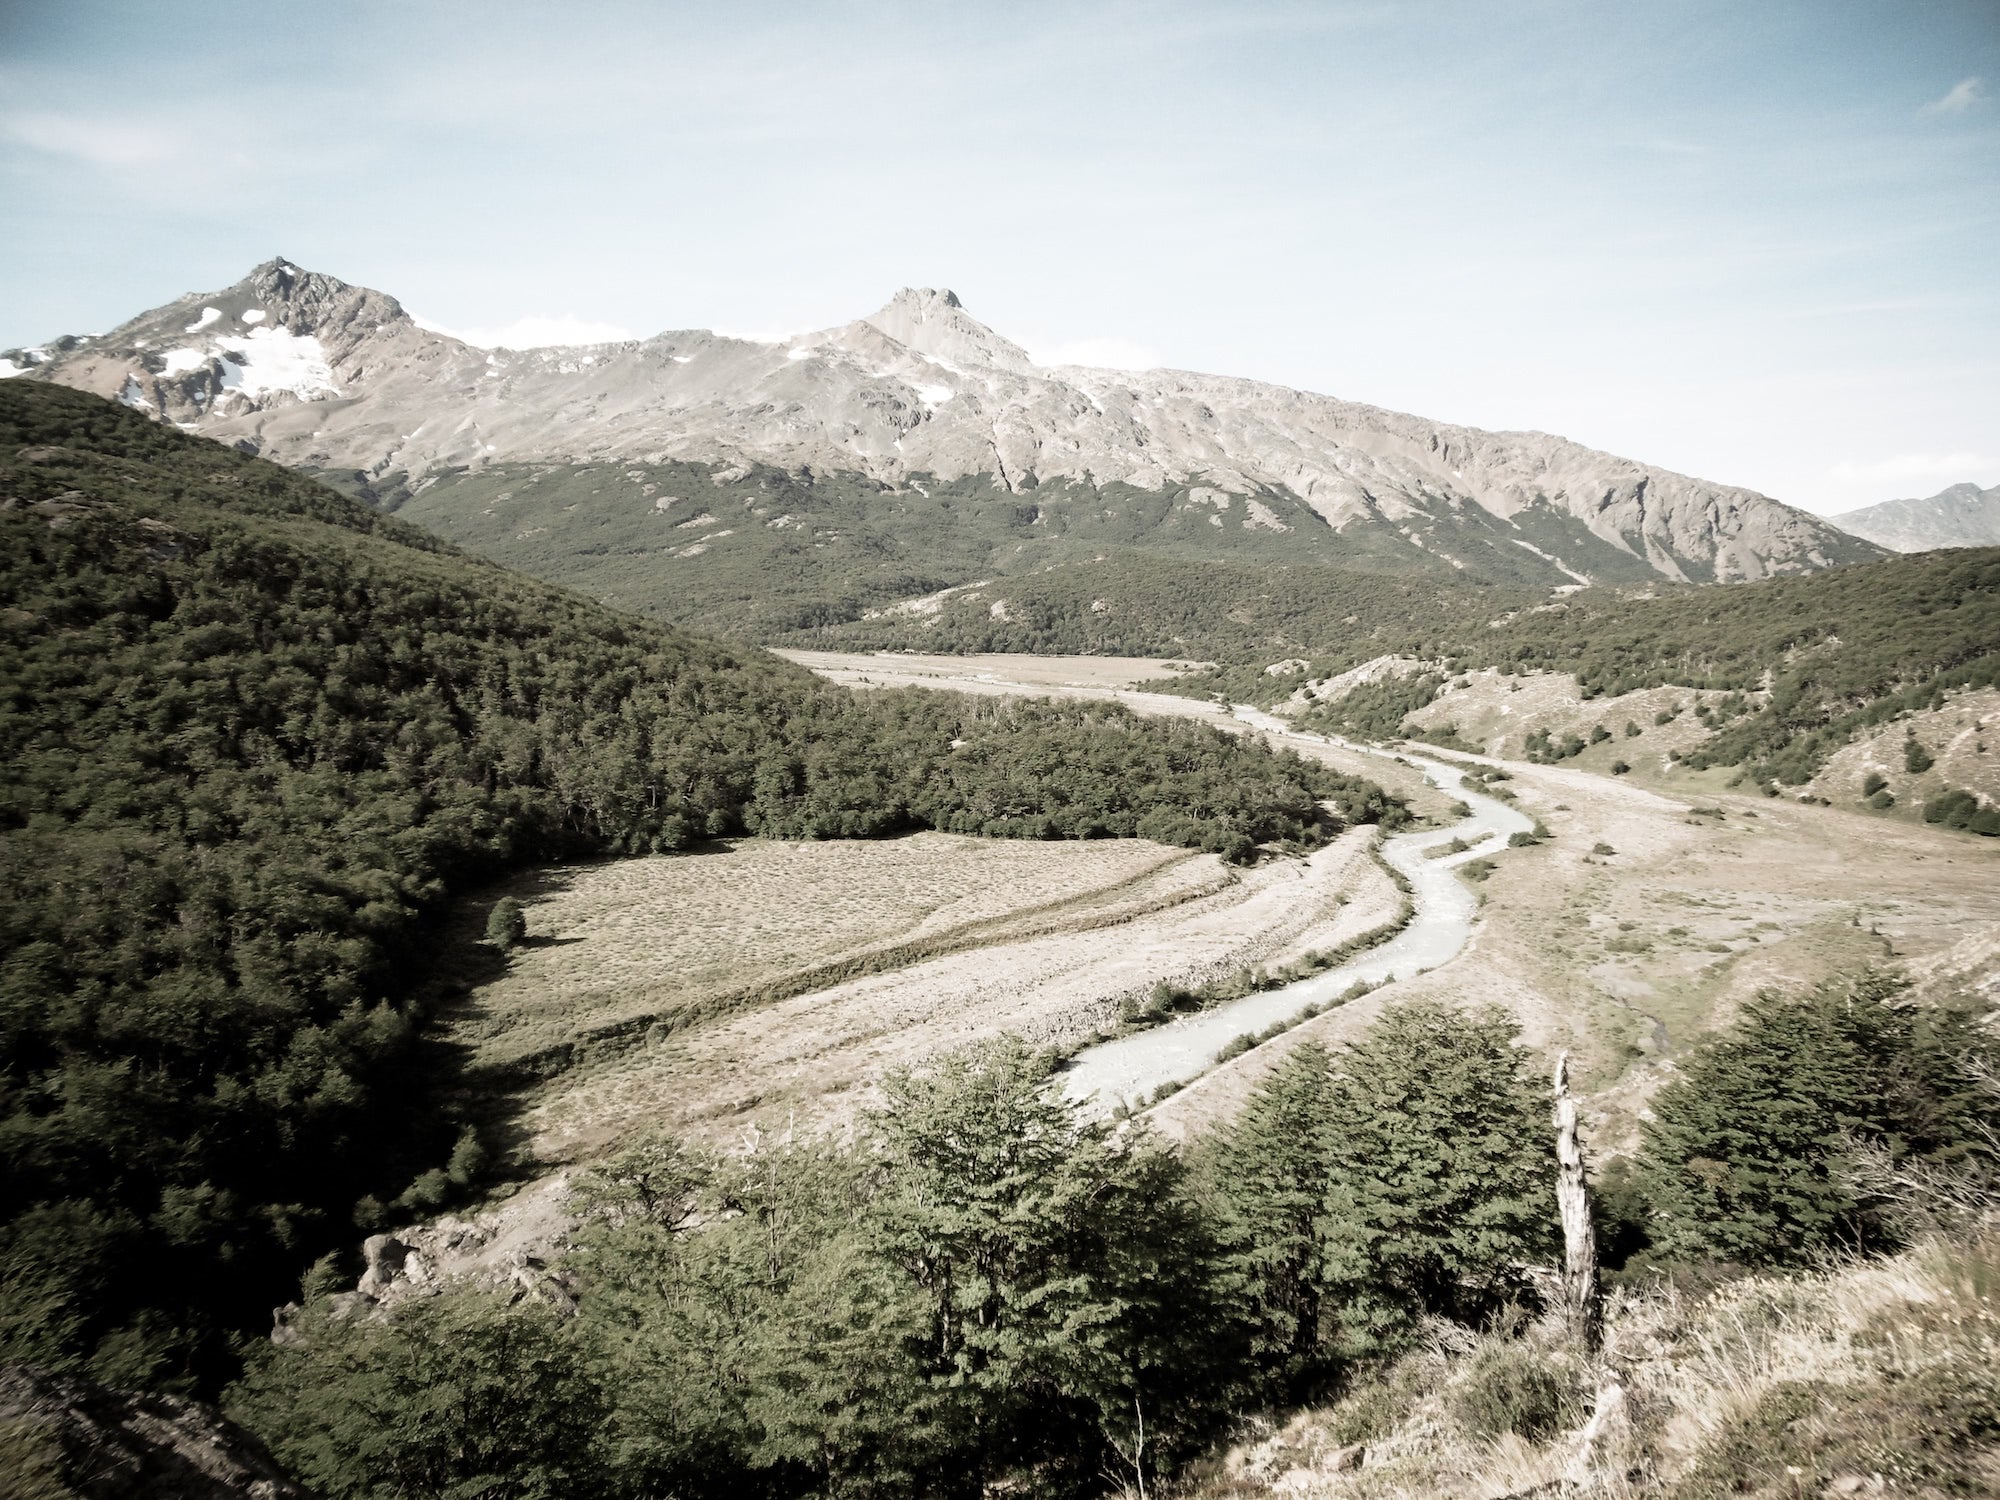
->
1552, 1050, 1602, 1347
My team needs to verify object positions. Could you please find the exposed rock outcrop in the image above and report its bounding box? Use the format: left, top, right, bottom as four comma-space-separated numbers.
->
1829, 480, 2000, 552
0, 1365, 313, 1499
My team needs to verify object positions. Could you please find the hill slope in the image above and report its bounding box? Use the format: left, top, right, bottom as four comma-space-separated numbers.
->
0, 382, 1371, 1392
1, 260, 1878, 640
1830, 479, 2000, 553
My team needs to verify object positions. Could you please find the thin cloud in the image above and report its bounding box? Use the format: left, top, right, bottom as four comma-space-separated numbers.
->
1922, 77, 1983, 115
4, 112, 177, 166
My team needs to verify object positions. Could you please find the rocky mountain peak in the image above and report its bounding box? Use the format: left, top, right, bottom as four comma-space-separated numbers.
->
863, 286, 1031, 371
4, 261, 1884, 583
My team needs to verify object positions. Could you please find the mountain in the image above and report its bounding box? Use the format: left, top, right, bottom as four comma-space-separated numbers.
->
1828, 480, 2000, 553
0, 262, 1878, 638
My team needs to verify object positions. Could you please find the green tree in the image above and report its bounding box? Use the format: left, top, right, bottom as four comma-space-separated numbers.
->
1200, 1042, 1338, 1389
228, 1292, 610, 1500
1636, 971, 1999, 1268
1315, 1001, 1557, 1353
870, 1038, 1231, 1493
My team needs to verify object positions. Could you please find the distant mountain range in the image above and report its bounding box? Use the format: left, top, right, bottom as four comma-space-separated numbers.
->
1829, 481, 2000, 553
1, 259, 1880, 630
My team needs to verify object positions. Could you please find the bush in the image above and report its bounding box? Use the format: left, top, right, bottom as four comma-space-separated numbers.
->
1862, 771, 1887, 797
1447, 1336, 1586, 1442
1905, 737, 1936, 773
486, 897, 529, 950
1923, 788, 2000, 836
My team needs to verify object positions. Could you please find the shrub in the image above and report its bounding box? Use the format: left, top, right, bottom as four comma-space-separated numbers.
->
486, 897, 529, 950
1905, 736, 1935, 774
1923, 788, 2000, 836
1862, 771, 1888, 797
1447, 1336, 1586, 1442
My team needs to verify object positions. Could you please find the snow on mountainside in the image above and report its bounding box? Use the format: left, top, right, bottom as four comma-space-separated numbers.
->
1829, 481, 2000, 553
2, 259, 1879, 584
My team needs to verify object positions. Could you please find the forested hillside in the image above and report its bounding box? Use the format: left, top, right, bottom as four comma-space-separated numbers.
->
1165, 547, 2000, 786
776, 552, 1538, 662
0, 383, 1382, 1392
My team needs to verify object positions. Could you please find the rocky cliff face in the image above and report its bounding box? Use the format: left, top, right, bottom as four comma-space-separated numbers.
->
1829, 480, 2000, 553
2, 262, 1879, 584
0, 1365, 312, 1499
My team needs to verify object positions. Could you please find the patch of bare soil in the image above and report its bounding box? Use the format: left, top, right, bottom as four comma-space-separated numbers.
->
773, 648, 1206, 691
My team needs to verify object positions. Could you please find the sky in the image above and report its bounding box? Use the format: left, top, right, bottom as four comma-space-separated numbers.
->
1, 0, 1995, 515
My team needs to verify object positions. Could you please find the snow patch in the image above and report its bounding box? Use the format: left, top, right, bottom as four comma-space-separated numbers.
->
214, 325, 338, 400
119, 376, 152, 410
1243, 498, 1290, 532
671, 354, 692, 364
185, 307, 221, 333
1509, 538, 1592, 586
160, 348, 208, 377
787, 346, 817, 361
913, 382, 952, 406
0, 359, 24, 379
241, 309, 267, 324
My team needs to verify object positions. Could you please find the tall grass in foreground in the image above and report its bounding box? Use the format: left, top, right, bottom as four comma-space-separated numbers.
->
1189, 1222, 2000, 1498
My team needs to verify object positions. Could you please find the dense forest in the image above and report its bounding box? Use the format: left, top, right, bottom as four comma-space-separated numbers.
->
0, 383, 1389, 1392
775, 552, 1538, 663
226, 972, 2000, 1499
375, 457, 1600, 643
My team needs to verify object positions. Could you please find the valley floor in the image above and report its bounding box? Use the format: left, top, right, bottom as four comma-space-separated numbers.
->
426, 652, 2000, 1282
777, 652, 2000, 1154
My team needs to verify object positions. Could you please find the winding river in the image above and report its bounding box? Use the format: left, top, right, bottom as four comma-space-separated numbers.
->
1062, 709, 1534, 1113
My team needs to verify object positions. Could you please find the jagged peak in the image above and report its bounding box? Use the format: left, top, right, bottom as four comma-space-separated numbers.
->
886, 286, 962, 310
863, 286, 1030, 371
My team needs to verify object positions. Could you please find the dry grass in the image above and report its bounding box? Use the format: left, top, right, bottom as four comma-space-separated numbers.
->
520, 828, 1385, 1161
448, 832, 1209, 1073
1183, 1224, 2000, 1499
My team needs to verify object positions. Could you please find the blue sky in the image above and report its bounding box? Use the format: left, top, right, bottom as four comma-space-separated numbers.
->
2, 0, 1994, 514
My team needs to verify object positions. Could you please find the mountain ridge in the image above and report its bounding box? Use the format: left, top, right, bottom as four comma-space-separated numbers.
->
1, 259, 1880, 588
1829, 479, 2000, 553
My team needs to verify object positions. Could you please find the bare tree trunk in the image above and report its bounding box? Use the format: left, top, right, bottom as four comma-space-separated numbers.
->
1552, 1051, 1601, 1348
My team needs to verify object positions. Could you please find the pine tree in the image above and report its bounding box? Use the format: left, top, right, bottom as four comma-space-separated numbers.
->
1315, 1001, 1557, 1353
1202, 1042, 1338, 1386
1636, 971, 1999, 1267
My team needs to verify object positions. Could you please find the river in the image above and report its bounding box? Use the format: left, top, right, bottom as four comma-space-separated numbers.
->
1061, 709, 1534, 1112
